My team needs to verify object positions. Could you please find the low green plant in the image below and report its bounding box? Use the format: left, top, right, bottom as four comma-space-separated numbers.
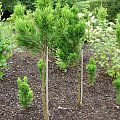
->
17, 76, 33, 108
86, 58, 96, 86
37, 59, 45, 79
97, 6, 107, 20
112, 75, 120, 104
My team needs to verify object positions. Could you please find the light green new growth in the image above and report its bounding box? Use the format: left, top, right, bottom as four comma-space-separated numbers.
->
37, 59, 46, 80
14, 2, 26, 19
17, 76, 33, 107
86, 57, 96, 86
97, 6, 107, 21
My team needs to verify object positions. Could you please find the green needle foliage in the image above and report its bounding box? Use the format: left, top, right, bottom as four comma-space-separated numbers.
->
14, 3, 26, 19
112, 75, 120, 104
86, 58, 97, 86
15, 1, 55, 53
17, 76, 33, 108
14, 3, 41, 52
54, 4, 85, 70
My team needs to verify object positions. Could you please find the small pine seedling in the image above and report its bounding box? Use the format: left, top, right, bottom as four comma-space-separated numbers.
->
86, 57, 97, 86
17, 76, 33, 108
112, 75, 120, 104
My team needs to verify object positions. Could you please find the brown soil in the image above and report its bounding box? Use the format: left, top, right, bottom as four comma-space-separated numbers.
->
0, 44, 120, 120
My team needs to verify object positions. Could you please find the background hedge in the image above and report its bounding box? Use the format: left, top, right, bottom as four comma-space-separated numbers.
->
76, 0, 120, 22
0, 0, 35, 12
0, 0, 120, 22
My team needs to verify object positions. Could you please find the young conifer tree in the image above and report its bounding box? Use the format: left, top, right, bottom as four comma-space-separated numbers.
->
17, 76, 33, 108
14, 0, 54, 119
53, 2, 85, 106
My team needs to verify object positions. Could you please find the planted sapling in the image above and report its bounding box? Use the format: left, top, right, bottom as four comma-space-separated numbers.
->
17, 76, 33, 108
86, 57, 97, 86
112, 75, 120, 104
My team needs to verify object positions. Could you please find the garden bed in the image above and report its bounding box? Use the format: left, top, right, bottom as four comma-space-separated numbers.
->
0, 44, 120, 120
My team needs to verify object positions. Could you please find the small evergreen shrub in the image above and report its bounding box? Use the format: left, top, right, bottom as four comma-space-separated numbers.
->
97, 6, 107, 21
86, 58, 96, 86
14, 3, 26, 18
112, 75, 120, 104
17, 76, 33, 108
96, 6, 107, 28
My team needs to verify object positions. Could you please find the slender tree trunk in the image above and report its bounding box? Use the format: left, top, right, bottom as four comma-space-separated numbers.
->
77, 47, 83, 107
41, 32, 48, 120
77, 58, 81, 107
81, 48, 83, 106
41, 59, 48, 120
46, 46, 49, 120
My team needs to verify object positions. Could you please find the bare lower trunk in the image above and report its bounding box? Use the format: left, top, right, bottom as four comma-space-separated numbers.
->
77, 47, 83, 107
46, 46, 49, 119
77, 60, 81, 106
81, 48, 83, 106
41, 33, 48, 120
42, 64, 48, 120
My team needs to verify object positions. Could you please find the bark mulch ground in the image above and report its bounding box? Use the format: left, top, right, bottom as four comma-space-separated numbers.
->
0, 44, 120, 120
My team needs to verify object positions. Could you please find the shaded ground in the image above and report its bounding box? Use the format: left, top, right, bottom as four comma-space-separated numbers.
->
0, 44, 120, 120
